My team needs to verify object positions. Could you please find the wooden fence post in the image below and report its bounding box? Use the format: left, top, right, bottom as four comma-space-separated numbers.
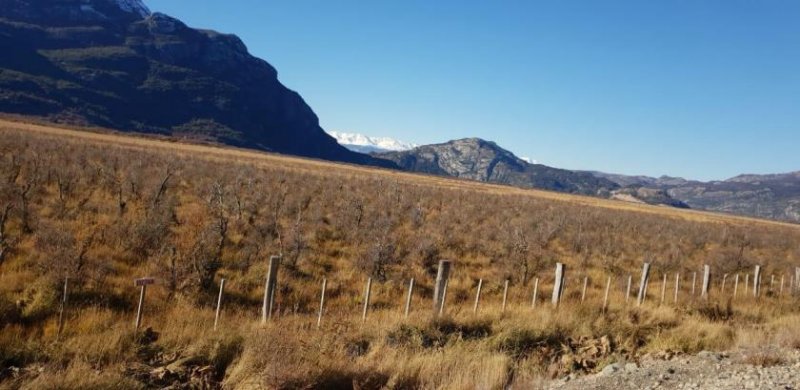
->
660, 274, 667, 305
552, 263, 565, 307
674, 273, 680, 304
745, 274, 750, 297
134, 277, 154, 331
473, 279, 483, 314
433, 260, 452, 316
602, 276, 611, 313
502, 279, 510, 313
754, 265, 762, 298
581, 276, 588, 304
721, 274, 728, 295
733, 274, 739, 298
261, 256, 281, 323
531, 277, 539, 309
57, 277, 68, 340
701, 265, 711, 299
795, 267, 800, 296
692, 272, 697, 296
770, 275, 775, 294
780, 275, 785, 297
637, 262, 651, 307
362, 277, 372, 322
625, 275, 632, 303
318, 278, 327, 327
404, 278, 414, 318
214, 278, 225, 331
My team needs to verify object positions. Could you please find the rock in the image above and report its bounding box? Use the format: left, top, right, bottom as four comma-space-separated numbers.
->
625, 362, 638, 372
698, 351, 722, 362
601, 363, 622, 376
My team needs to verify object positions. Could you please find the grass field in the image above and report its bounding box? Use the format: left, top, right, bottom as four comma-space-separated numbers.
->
1, 118, 799, 389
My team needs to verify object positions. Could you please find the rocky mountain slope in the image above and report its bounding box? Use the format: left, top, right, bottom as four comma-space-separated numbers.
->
376, 138, 622, 196
589, 171, 800, 223
0, 0, 393, 167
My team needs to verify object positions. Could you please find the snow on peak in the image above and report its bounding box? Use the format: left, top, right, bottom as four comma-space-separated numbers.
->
110, 0, 151, 17
327, 131, 418, 153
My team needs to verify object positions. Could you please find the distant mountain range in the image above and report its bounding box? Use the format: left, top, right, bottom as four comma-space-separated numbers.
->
1, 0, 797, 223
0, 0, 393, 168
586, 171, 800, 222
327, 131, 418, 153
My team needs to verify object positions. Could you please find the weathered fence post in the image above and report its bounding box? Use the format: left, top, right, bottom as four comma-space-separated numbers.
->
362, 277, 372, 322
404, 278, 414, 318
721, 274, 728, 295
780, 275, 785, 296
770, 275, 775, 294
552, 263, 565, 307
473, 279, 483, 314
754, 265, 762, 297
745, 273, 750, 296
660, 274, 667, 305
261, 256, 281, 323
57, 277, 68, 340
674, 273, 680, 303
531, 277, 539, 309
637, 262, 651, 307
692, 272, 697, 296
701, 265, 711, 299
733, 274, 739, 298
433, 260, 452, 316
581, 276, 588, 304
625, 275, 632, 302
795, 267, 800, 295
318, 278, 327, 327
502, 279, 510, 313
602, 276, 611, 312
214, 278, 225, 331
134, 277, 155, 331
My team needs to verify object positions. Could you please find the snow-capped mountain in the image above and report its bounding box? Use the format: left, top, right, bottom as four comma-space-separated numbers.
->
327, 131, 418, 154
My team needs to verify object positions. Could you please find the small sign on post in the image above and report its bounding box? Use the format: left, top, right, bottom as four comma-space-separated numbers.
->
433, 260, 452, 316
637, 262, 651, 307
552, 263, 566, 307
134, 277, 155, 331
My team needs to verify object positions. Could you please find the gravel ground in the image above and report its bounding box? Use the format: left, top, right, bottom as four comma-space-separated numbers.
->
548, 348, 800, 390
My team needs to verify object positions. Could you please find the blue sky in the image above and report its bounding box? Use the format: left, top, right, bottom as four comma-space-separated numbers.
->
149, 1, 799, 181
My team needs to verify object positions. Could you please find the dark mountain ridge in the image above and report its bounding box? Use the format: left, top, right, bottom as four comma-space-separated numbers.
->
0, 0, 394, 167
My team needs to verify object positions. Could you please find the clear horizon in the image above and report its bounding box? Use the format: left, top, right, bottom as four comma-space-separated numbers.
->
149, 1, 800, 181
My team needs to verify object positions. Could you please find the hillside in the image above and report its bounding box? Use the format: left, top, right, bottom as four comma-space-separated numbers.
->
1, 119, 800, 388
0, 0, 392, 167
589, 171, 800, 223
376, 138, 622, 196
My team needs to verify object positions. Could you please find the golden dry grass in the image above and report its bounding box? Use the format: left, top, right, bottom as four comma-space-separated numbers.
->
0, 118, 800, 389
